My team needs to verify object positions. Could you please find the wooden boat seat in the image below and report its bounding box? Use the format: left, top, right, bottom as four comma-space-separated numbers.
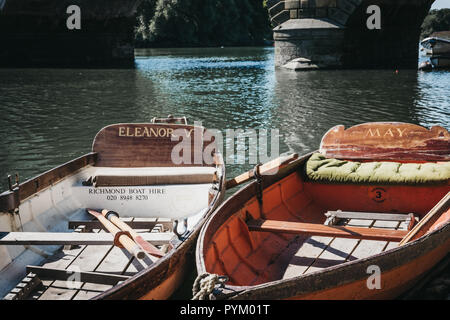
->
247, 219, 408, 241
324, 210, 417, 230
0, 231, 172, 246
68, 219, 173, 232
85, 167, 218, 187
26, 265, 131, 286
305, 153, 450, 185
84, 167, 218, 187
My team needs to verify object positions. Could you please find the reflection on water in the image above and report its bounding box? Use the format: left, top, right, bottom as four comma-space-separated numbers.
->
0, 46, 449, 299
0, 47, 449, 189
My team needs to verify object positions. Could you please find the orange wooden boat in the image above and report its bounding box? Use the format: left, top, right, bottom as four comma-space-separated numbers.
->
195, 122, 450, 300
0, 116, 226, 300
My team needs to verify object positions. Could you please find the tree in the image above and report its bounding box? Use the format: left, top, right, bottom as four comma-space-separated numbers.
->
134, 0, 271, 47
421, 9, 450, 39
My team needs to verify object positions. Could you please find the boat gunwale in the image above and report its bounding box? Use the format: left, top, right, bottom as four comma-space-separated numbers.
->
0, 152, 98, 212
196, 152, 450, 299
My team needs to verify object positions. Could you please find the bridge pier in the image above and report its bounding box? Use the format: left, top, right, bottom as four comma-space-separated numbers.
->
0, 0, 142, 68
269, 0, 434, 69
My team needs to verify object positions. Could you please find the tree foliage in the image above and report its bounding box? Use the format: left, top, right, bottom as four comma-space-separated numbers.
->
135, 0, 271, 47
421, 9, 450, 39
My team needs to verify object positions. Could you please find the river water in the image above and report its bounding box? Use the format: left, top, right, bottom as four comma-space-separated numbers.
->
0, 47, 449, 299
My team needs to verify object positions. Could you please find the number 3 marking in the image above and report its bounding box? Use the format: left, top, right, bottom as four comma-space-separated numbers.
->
370, 188, 386, 203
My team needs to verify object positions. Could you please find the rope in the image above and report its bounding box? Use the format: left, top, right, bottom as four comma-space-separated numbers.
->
192, 273, 228, 300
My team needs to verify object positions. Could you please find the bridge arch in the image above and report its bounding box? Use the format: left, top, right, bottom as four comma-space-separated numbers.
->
269, 0, 435, 69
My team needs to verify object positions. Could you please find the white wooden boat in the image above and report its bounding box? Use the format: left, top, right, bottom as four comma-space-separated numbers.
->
421, 33, 450, 56
420, 32, 450, 69
0, 117, 225, 300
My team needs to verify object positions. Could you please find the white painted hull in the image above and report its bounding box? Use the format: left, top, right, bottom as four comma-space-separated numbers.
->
421, 37, 450, 56
0, 164, 222, 298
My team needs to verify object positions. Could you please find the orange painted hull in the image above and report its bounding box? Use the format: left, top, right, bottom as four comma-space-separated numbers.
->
139, 256, 190, 300
289, 238, 450, 300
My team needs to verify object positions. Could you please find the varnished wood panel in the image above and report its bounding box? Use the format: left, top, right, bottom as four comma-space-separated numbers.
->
320, 122, 450, 161
247, 219, 408, 241
92, 123, 212, 167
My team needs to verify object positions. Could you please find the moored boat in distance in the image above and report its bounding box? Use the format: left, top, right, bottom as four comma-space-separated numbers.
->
420, 31, 450, 69
0, 116, 226, 300
421, 32, 450, 56
195, 122, 449, 300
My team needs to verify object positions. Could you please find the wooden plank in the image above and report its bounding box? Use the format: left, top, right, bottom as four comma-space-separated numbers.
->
38, 287, 78, 300
36, 223, 101, 300
282, 236, 334, 279
93, 173, 217, 187
384, 220, 410, 252
92, 123, 207, 167
69, 220, 172, 231
247, 219, 408, 241
305, 219, 373, 274
71, 217, 135, 300
325, 210, 414, 222
26, 266, 130, 286
349, 220, 400, 261
0, 232, 172, 246
39, 227, 117, 300
319, 123, 450, 161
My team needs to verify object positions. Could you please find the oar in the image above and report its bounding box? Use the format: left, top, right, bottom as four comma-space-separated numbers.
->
225, 153, 299, 190
99, 209, 165, 258
399, 192, 450, 246
86, 209, 145, 260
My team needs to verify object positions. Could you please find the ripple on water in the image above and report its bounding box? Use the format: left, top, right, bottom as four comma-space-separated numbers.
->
0, 47, 448, 184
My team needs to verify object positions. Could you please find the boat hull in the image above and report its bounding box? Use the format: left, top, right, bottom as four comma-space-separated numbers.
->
196, 150, 450, 300
0, 122, 226, 300
231, 223, 449, 300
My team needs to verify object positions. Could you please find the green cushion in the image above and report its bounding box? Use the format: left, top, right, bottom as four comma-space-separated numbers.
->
305, 153, 450, 185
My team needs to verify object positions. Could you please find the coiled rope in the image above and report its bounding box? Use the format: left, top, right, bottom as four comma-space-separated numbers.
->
192, 273, 228, 300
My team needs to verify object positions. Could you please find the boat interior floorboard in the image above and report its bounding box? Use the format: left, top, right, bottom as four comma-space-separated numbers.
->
4, 216, 172, 300
282, 217, 409, 280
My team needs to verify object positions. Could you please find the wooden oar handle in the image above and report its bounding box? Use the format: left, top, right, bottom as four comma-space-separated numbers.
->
226, 153, 299, 189
101, 210, 136, 236
100, 209, 165, 258
86, 209, 145, 260
116, 233, 145, 260
399, 192, 450, 245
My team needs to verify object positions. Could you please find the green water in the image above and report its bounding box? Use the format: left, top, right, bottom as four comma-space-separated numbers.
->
0, 47, 448, 299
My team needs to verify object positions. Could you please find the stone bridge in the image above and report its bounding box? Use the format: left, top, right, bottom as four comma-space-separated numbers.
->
0, 0, 435, 68
267, 0, 435, 69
